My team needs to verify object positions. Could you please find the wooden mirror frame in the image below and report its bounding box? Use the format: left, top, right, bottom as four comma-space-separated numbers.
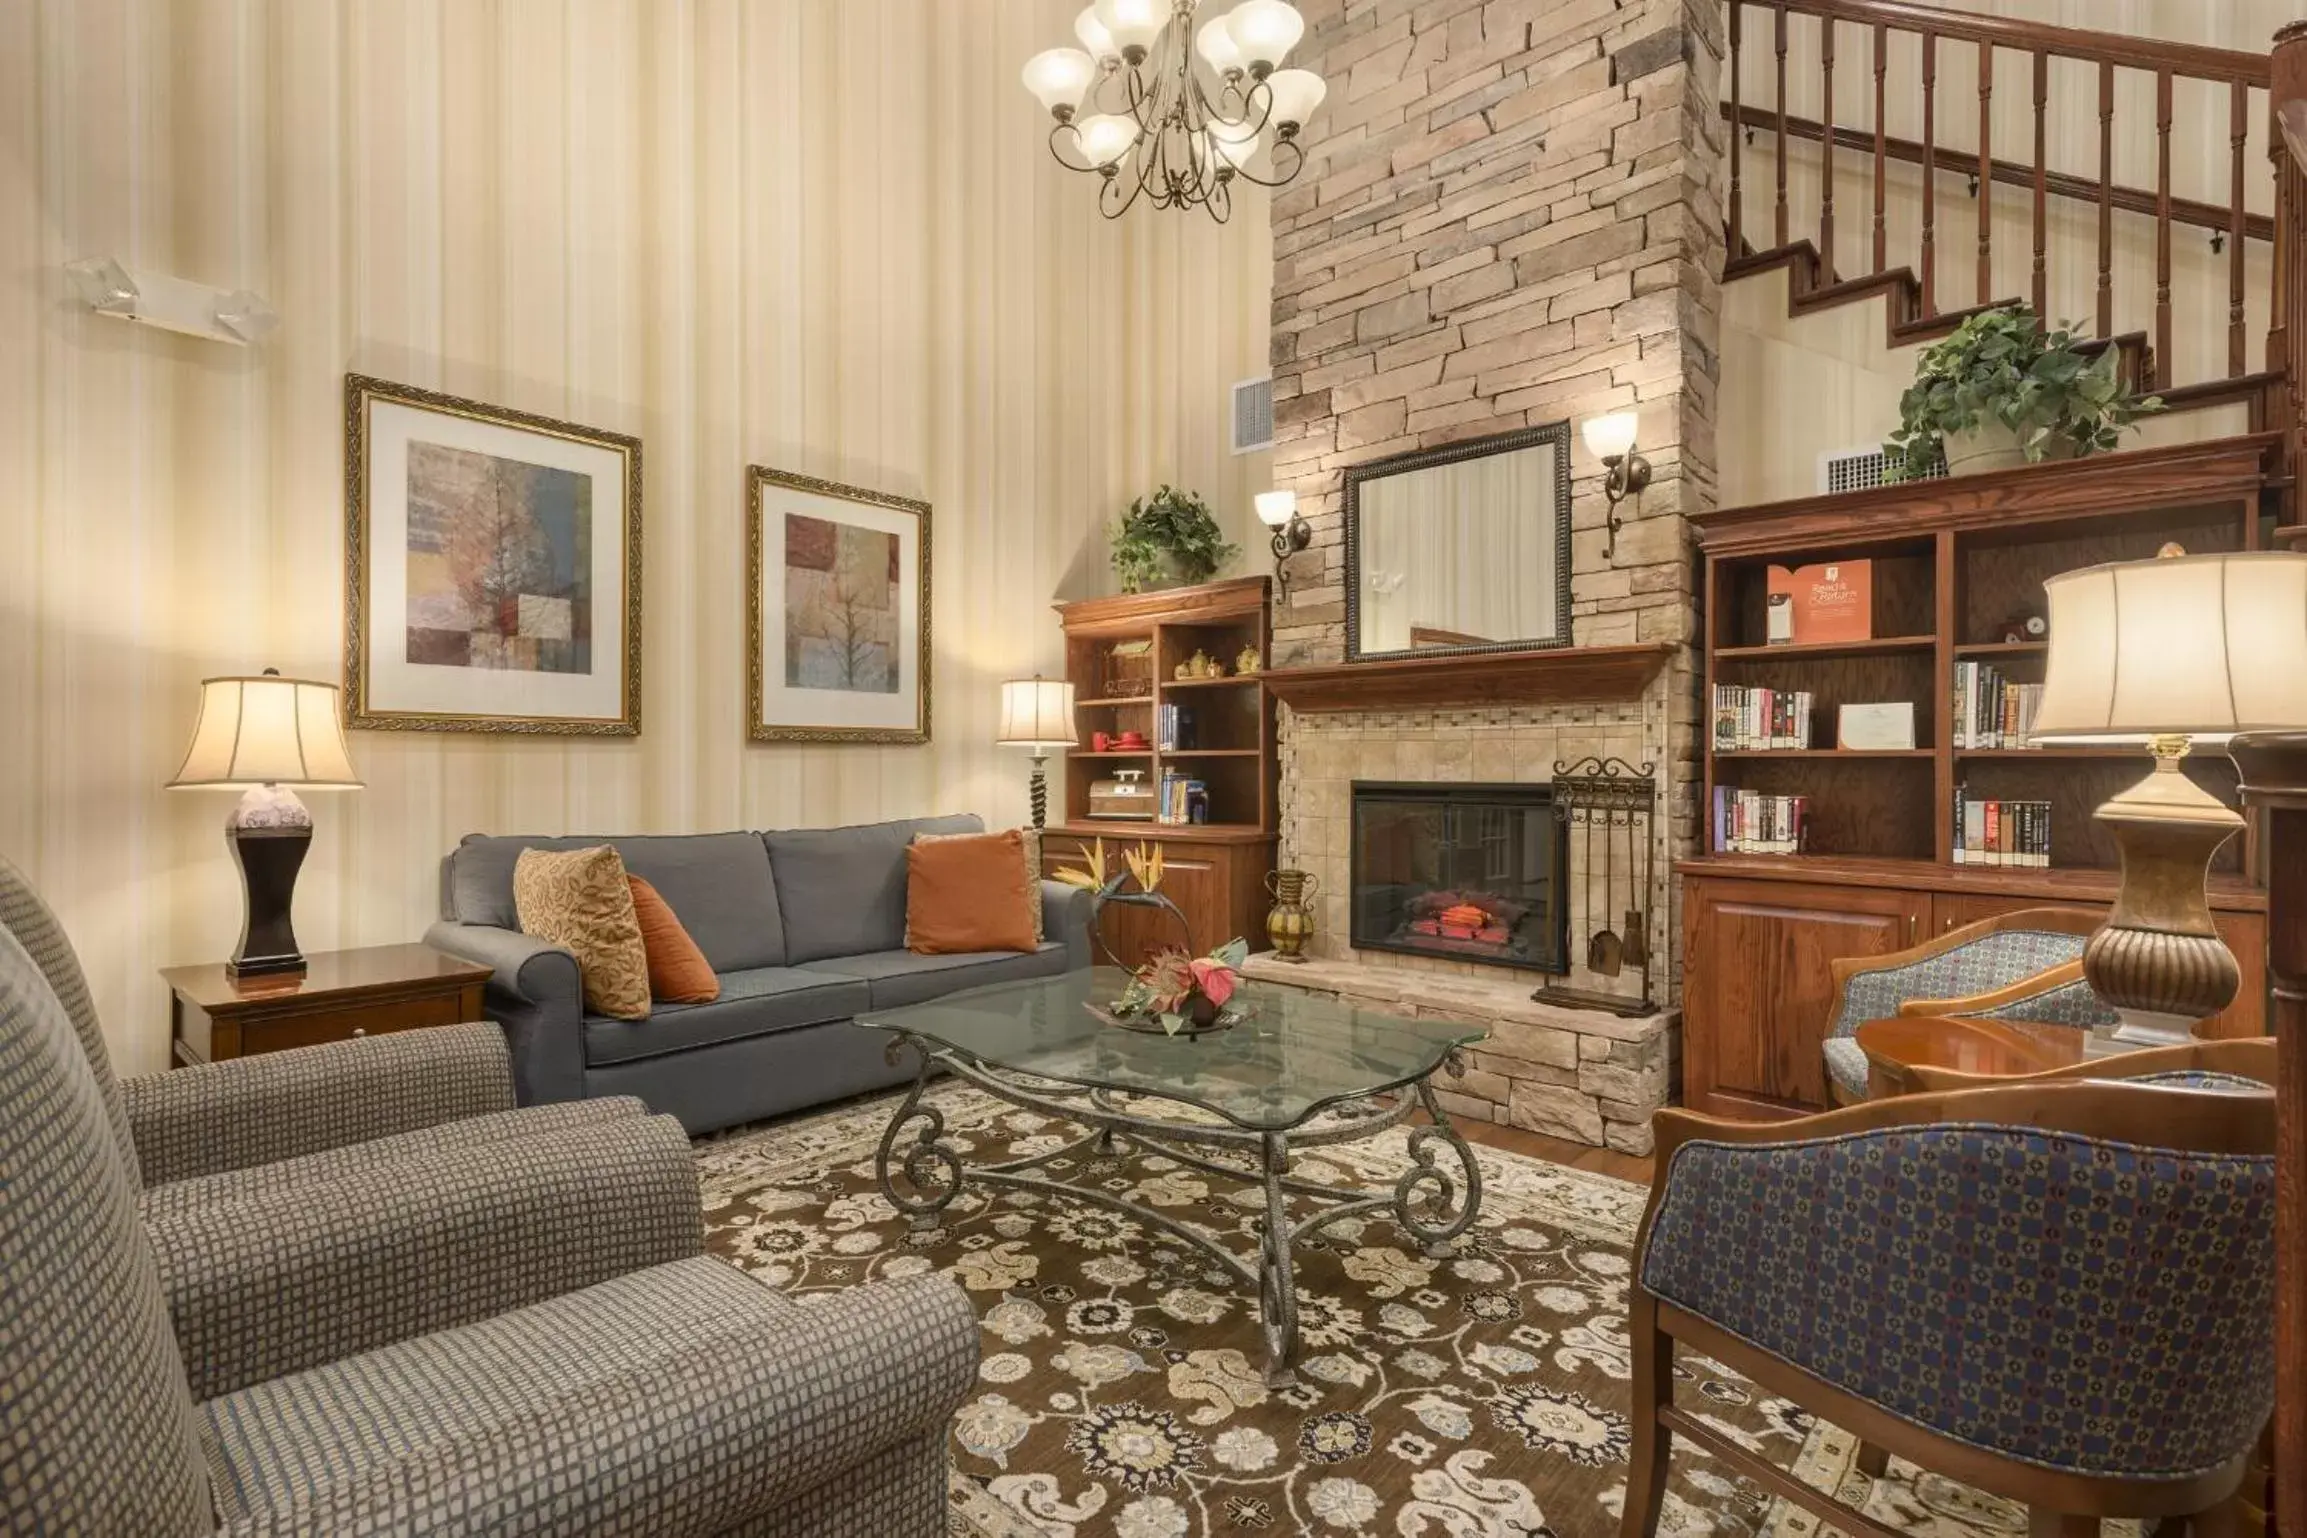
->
1341, 420, 1573, 663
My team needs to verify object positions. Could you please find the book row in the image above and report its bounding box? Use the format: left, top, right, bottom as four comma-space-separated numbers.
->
1711, 686, 1817, 752
1710, 788, 1808, 855
1953, 663, 2047, 750
1951, 791, 2053, 867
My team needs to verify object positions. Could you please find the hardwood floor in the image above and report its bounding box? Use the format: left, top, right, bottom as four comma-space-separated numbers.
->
1451, 1113, 1656, 1187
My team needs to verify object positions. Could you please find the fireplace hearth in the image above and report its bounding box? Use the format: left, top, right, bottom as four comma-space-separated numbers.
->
1349, 781, 1567, 972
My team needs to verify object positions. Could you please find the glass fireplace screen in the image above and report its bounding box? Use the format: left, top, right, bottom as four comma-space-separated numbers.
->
1348, 781, 1567, 972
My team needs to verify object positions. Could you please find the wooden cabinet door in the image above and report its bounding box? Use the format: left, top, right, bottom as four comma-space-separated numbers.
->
1683, 877, 1931, 1118
1042, 835, 1223, 968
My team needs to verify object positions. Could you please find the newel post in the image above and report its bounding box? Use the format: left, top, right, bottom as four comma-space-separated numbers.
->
2271, 24, 2307, 505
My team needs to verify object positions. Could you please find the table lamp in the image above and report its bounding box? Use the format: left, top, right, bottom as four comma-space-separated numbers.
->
167, 669, 363, 977
2033, 549, 2307, 1042
997, 675, 1077, 830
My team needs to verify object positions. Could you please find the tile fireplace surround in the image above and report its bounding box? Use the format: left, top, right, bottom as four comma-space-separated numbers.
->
1254, 681, 1680, 1155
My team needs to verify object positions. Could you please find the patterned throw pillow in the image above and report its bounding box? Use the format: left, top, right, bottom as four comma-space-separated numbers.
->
904, 830, 1037, 955
513, 845, 651, 1020
913, 827, 1043, 939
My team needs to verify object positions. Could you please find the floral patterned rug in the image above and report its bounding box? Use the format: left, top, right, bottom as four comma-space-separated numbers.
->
696, 1085, 2037, 1538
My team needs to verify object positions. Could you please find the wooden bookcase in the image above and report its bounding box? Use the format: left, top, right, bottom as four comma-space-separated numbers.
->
1045, 577, 1278, 963
1679, 436, 2277, 1120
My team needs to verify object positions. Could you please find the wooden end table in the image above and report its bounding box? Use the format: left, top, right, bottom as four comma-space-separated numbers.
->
1852, 1013, 2183, 1099
163, 944, 492, 1067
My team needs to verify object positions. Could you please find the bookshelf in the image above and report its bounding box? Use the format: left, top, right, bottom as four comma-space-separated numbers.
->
1678, 437, 2277, 1120
1045, 577, 1279, 963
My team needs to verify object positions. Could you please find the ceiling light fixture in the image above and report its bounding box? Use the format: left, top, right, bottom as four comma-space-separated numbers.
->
1022, 1, 1324, 223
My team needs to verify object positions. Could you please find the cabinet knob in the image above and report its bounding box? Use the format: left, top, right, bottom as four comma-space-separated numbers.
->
1907, 915, 1917, 940
351, 1028, 366, 1039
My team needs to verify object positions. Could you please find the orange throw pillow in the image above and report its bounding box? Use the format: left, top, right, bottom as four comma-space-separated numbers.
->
905, 830, 1037, 955
628, 876, 720, 1004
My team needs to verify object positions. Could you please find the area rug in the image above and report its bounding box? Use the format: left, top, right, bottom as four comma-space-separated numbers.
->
697, 1085, 2037, 1538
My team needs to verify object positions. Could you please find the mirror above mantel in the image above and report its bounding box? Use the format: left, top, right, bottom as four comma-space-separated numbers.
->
1344, 421, 1572, 662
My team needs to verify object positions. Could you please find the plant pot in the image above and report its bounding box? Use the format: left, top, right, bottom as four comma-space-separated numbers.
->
1940, 421, 2030, 475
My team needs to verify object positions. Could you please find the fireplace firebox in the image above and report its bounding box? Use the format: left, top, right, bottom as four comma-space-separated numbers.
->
1349, 782, 1568, 972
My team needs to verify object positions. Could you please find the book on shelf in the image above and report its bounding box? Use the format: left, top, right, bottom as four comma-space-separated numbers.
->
1951, 787, 2051, 867
1156, 773, 1208, 825
1765, 561, 1873, 645
1712, 787, 1807, 855
1951, 662, 2046, 749
1155, 703, 1197, 751
1711, 685, 1815, 751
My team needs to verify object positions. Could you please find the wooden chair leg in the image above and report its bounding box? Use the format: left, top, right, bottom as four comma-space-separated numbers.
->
1620, 1295, 1673, 1538
2027, 1513, 2096, 1538
1854, 1440, 1890, 1478
2183, 1494, 2241, 1538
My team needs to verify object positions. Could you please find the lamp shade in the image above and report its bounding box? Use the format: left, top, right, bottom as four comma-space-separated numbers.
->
1074, 113, 1140, 167
168, 673, 362, 789
1254, 490, 1298, 527
1022, 48, 1097, 115
1581, 411, 1640, 461
997, 677, 1079, 749
2034, 551, 2307, 744
1261, 68, 1327, 130
1226, 0, 1305, 70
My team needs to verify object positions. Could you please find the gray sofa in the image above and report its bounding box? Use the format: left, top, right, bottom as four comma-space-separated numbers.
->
426, 814, 1092, 1133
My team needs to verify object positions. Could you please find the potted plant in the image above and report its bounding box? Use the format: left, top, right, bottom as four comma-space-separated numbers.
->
1111, 484, 1238, 593
1884, 305, 2162, 479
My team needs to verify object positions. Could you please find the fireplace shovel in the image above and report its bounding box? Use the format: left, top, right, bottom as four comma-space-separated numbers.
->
1587, 812, 1624, 977
1621, 807, 1650, 973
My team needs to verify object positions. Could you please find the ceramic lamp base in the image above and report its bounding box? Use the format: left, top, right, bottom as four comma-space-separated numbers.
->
226, 785, 311, 978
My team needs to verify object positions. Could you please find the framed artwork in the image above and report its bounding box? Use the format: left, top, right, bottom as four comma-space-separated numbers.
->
344, 374, 642, 735
747, 465, 931, 744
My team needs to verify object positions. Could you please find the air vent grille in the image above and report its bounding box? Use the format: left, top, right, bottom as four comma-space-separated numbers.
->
1818, 444, 1943, 495
1231, 376, 1274, 454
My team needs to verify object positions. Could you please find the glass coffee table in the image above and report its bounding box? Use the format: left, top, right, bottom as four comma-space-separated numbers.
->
861, 967, 1488, 1386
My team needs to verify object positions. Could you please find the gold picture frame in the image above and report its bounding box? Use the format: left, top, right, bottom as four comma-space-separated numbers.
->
344, 373, 642, 735
747, 465, 931, 744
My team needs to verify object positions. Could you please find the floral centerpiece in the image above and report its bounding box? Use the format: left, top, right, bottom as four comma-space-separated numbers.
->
1055, 838, 1252, 1036
1116, 938, 1250, 1037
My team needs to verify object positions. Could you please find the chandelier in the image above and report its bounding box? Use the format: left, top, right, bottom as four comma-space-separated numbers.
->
1021, 0, 1325, 223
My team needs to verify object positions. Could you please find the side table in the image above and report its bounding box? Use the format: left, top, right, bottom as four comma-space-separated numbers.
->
163, 944, 493, 1066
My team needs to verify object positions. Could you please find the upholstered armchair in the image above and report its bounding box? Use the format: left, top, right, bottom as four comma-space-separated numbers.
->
1821, 906, 2116, 1102
0, 856, 703, 1398
1622, 1078, 2277, 1538
0, 922, 981, 1535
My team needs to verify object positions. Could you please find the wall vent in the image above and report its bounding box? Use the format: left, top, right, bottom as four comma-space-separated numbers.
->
1818, 444, 1943, 495
1231, 376, 1274, 454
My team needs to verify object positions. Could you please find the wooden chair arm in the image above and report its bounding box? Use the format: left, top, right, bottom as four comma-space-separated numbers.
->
1902, 1036, 2276, 1093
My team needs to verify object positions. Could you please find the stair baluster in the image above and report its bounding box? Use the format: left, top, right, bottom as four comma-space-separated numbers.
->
2098, 60, 2115, 339
1977, 43, 1994, 307
1872, 23, 1888, 274
1775, 3, 1791, 248
2231, 79, 2250, 379
1921, 30, 1937, 318
1819, 17, 1836, 279
2032, 50, 2049, 320
2157, 68, 2175, 390
1730, 1, 1744, 256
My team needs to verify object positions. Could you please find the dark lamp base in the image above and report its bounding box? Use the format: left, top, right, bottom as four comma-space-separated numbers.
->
227, 824, 310, 979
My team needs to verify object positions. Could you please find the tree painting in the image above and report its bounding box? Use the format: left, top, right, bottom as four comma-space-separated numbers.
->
404, 441, 591, 673
784, 513, 899, 693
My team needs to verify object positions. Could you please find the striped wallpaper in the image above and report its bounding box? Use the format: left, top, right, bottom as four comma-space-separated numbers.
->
0, 0, 1272, 1074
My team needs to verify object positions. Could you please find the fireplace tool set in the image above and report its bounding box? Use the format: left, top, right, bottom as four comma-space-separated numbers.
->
1534, 756, 1658, 1017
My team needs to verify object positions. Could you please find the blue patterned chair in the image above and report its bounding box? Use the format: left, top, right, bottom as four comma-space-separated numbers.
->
1622, 1077, 2277, 1538
0, 921, 981, 1535
1822, 906, 2117, 1103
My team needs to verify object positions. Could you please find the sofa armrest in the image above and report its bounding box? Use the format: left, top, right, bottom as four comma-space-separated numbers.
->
1044, 879, 1094, 969
215, 1270, 979, 1537
153, 1113, 703, 1401
122, 1021, 515, 1186
425, 921, 587, 1106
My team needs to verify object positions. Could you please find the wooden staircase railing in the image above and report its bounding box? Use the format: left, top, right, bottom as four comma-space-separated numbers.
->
1724, 0, 2275, 406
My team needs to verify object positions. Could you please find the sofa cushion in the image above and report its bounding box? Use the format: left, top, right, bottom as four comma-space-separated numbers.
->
581, 967, 870, 1067
763, 815, 982, 964
904, 831, 1036, 956
447, 833, 785, 972
799, 942, 1071, 1011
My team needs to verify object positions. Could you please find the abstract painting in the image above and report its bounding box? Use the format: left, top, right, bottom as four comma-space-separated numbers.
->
749, 466, 930, 743
345, 375, 641, 734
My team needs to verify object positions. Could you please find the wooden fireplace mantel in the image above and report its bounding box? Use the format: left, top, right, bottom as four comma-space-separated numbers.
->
1258, 642, 1675, 714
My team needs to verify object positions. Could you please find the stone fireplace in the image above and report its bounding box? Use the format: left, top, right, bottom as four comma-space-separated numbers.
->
1236, 0, 1725, 1153
1349, 781, 1568, 972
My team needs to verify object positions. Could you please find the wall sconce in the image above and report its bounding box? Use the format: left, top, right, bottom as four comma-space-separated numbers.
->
1256, 490, 1311, 602
65, 256, 279, 346
1581, 412, 1650, 563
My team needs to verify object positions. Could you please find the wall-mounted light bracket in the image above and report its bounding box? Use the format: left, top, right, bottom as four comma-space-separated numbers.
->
65, 257, 279, 346
1256, 489, 1312, 603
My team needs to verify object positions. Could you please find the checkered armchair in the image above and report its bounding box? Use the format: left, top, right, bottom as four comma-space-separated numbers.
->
0, 923, 980, 1535
1621, 1080, 2277, 1536
1821, 906, 2116, 1102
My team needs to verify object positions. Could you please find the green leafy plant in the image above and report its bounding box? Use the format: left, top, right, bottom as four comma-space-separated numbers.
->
1883, 305, 2162, 481
1111, 485, 1237, 593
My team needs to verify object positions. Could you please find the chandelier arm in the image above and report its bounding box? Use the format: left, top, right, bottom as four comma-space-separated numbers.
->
1047, 122, 1097, 175
1226, 136, 1309, 190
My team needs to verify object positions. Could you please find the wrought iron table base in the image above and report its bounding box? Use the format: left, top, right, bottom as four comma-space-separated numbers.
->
872, 1036, 1483, 1387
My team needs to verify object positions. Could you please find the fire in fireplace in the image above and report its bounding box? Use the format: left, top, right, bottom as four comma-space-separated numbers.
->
1349, 781, 1568, 972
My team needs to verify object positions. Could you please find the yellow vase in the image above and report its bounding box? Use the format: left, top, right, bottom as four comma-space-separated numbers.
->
1264, 869, 1318, 963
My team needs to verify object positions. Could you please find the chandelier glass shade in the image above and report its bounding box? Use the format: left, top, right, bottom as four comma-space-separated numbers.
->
1022, 0, 1324, 223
